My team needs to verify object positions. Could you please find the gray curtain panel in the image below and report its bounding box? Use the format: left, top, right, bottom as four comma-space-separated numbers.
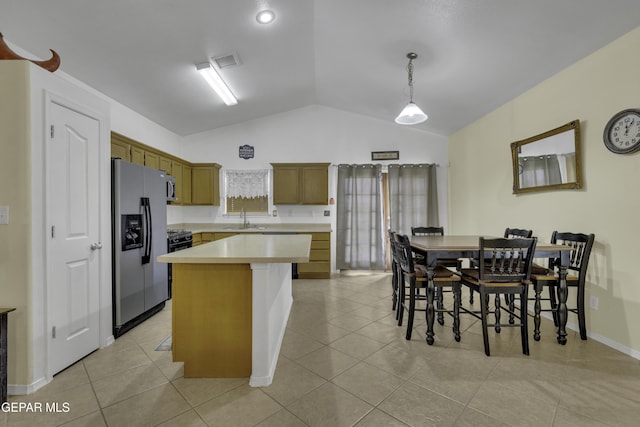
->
336, 164, 385, 270
388, 164, 439, 236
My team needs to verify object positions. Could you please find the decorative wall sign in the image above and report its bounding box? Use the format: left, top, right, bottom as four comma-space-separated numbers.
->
371, 151, 399, 161
239, 144, 254, 160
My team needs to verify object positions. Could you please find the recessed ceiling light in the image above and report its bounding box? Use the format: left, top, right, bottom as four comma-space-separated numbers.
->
256, 10, 275, 24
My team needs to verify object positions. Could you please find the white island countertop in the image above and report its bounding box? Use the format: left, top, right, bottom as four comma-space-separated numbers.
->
157, 234, 311, 264
169, 223, 331, 234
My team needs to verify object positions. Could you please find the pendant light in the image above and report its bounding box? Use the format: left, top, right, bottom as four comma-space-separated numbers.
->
395, 52, 428, 125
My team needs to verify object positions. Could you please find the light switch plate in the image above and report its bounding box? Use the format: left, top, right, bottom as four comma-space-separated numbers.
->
0, 206, 8, 224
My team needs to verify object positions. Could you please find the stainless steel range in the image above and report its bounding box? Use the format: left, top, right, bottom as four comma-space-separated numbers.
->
167, 229, 193, 298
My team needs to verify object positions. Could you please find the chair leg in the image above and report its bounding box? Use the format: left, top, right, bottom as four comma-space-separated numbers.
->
397, 275, 405, 326
577, 285, 587, 340
406, 281, 416, 340
452, 283, 461, 342
391, 266, 397, 311
507, 294, 515, 324
549, 286, 559, 326
436, 288, 445, 325
520, 287, 530, 355
480, 287, 491, 356
533, 281, 543, 341
494, 294, 502, 333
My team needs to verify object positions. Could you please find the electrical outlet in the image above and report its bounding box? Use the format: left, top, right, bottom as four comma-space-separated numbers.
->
590, 296, 599, 310
272, 209, 278, 217
0, 206, 8, 224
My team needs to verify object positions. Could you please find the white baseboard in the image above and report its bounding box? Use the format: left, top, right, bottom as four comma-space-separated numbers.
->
527, 303, 640, 361
7, 376, 50, 396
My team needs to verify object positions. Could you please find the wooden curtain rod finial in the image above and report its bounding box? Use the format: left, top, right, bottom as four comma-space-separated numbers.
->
0, 32, 60, 72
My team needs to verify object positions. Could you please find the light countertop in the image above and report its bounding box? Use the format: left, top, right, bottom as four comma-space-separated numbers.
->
169, 223, 331, 234
157, 234, 312, 264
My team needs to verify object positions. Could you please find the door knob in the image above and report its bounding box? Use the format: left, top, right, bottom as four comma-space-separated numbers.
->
91, 242, 103, 250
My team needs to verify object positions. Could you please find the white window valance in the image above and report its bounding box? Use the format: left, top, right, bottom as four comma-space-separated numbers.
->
225, 169, 270, 199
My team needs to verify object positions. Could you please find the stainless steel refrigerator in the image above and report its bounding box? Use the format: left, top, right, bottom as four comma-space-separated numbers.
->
111, 158, 168, 337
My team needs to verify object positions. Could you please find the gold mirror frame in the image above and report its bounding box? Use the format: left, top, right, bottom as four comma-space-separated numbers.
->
511, 120, 582, 194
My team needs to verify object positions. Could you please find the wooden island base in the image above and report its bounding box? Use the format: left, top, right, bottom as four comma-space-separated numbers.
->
172, 263, 252, 378
158, 234, 311, 386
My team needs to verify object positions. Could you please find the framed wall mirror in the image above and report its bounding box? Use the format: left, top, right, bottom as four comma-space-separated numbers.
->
511, 119, 582, 194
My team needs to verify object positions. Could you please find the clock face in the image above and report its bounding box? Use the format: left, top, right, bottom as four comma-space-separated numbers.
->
604, 109, 640, 154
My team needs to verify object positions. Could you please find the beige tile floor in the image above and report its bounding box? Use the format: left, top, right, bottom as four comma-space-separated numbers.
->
4, 272, 640, 426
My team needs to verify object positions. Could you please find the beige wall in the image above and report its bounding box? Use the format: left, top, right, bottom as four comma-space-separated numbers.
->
1, 60, 112, 393
0, 61, 31, 384
449, 26, 640, 355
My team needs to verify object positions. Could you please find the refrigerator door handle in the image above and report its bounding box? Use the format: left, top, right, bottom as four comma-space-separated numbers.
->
141, 197, 151, 264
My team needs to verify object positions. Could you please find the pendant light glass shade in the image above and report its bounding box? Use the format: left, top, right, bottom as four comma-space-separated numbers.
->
395, 102, 428, 125
395, 52, 427, 125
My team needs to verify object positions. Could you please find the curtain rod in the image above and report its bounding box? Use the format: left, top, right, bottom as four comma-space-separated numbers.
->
331, 163, 440, 167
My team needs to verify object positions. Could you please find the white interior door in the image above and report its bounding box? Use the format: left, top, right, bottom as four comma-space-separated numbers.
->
48, 100, 101, 375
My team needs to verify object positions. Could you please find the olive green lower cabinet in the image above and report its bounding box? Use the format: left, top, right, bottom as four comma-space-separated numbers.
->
297, 232, 331, 279
187, 229, 331, 279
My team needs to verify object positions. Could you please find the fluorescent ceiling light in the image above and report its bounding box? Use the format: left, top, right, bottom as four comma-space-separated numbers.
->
256, 10, 275, 24
196, 62, 238, 106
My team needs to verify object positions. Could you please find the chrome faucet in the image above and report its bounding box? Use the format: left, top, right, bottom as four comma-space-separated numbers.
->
241, 208, 249, 229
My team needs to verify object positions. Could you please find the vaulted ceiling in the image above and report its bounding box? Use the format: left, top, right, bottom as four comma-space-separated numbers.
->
3, 0, 640, 137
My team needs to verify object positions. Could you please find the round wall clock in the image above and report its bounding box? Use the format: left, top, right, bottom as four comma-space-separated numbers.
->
603, 108, 640, 154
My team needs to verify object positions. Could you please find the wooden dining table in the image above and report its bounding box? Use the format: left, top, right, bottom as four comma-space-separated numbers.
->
410, 235, 573, 346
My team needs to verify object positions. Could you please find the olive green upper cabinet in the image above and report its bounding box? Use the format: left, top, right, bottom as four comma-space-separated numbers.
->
172, 161, 184, 205
271, 163, 330, 205
159, 156, 172, 175
191, 164, 221, 205
110, 135, 131, 161
109, 132, 223, 207
182, 164, 192, 205
144, 151, 160, 169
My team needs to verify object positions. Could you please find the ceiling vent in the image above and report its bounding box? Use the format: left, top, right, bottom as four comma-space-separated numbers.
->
212, 52, 241, 69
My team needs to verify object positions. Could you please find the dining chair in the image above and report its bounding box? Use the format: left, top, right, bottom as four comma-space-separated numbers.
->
394, 233, 462, 341
411, 226, 462, 326
469, 227, 533, 311
388, 229, 400, 314
502, 228, 534, 324
459, 237, 537, 356
529, 231, 595, 341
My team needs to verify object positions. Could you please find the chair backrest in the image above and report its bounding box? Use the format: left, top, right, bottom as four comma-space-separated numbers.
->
388, 229, 398, 264
478, 237, 537, 282
549, 231, 595, 278
393, 233, 416, 275
411, 226, 444, 236
504, 227, 533, 238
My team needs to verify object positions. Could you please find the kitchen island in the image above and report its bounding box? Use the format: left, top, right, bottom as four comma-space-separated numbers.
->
170, 223, 332, 279
157, 234, 311, 386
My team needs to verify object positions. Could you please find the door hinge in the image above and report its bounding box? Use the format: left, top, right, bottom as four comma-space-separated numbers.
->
50, 124, 54, 139
52, 326, 56, 338
51, 225, 55, 238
